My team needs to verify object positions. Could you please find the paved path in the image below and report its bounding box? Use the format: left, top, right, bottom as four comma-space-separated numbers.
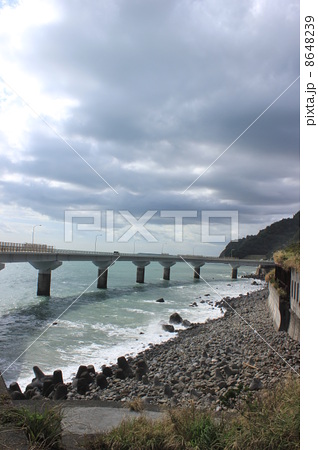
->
62, 405, 163, 435
61, 404, 164, 449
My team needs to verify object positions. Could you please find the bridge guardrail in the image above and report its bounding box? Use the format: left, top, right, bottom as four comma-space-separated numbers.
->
0, 242, 55, 253
54, 249, 117, 255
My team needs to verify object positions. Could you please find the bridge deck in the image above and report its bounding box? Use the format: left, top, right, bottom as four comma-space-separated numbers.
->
0, 249, 274, 267
0, 243, 274, 295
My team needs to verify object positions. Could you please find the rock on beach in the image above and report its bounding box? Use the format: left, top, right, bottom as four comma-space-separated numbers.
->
8, 287, 300, 411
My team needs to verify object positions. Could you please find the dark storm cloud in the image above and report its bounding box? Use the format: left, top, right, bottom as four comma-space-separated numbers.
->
0, 0, 300, 239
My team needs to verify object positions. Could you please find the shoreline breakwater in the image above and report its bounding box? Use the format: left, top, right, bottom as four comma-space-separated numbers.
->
7, 287, 300, 410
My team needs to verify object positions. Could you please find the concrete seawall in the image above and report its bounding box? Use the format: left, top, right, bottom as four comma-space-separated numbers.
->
288, 310, 300, 341
267, 283, 300, 341
268, 283, 282, 330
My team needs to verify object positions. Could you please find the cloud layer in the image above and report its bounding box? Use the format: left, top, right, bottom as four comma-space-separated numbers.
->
0, 0, 300, 252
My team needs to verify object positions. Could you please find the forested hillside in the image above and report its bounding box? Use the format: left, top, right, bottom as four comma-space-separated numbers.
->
220, 212, 300, 259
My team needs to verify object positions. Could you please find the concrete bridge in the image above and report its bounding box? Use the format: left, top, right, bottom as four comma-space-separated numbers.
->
0, 242, 274, 296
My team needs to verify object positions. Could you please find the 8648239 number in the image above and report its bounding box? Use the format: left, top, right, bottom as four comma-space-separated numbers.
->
305, 16, 314, 67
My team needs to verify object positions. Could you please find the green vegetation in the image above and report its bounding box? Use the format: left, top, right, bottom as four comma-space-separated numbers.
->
264, 241, 299, 300
220, 212, 300, 259
274, 241, 300, 271
84, 409, 225, 450
265, 268, 288, 299
85, 376, 300, 450
0, 397, 63, 449
265, 268, 275, 283
128, 397, 146, 412
226, 376, 300, 450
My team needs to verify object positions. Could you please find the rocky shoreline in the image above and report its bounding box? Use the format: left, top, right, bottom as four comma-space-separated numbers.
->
8, 286, 300, 410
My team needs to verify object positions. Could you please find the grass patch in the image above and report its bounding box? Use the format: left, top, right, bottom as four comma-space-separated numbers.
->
85, 416, 172, 450
226, 376, 300, 450
274, 242, 300, 271
0, 401, 63, 449
265, 268, 275, 283
265, 269, 289, 300
85, 377, 299, 450
167, 404, 226, 449
128, 397, 145, 412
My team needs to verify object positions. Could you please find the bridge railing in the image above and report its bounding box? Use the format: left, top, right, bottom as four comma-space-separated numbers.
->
0, 242, 55, 253
54, 249, 117, 255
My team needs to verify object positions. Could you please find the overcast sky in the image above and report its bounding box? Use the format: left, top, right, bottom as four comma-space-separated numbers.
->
0, 0, 300, 254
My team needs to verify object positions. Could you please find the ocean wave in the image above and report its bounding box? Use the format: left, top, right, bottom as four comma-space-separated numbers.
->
0, 262, 265, 390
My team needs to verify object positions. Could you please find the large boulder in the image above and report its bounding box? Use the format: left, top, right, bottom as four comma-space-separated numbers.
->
102, 366, 113, 378
114, 368, 126, 380
135, 360, 148, 381
25, 379, 43, 392
25, 387, 41, 400
117, 356, 133, 378
87, 365, 96, 375
33, 366, 46, 381
76, 377, 90, 395
164, 384, 173, 398
76, 365, 88, 379
10, 391, 26, 400
53, 370, 63, 385
96, 373, 108, 389
162, 324, 175, 333
42, 379, 55, 397
75, 368, 94, 385
137, 360, 148, 371
169, 313, 183, 324
249, 378, 263, 391
9, 382, 22, 394
53, 384, 68, 400
24, 367, 66, 397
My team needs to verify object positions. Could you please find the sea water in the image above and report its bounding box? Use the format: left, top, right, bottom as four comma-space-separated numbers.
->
0, 260, 265, 389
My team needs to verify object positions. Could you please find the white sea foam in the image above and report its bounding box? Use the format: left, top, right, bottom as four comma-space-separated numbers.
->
0, 261, 266, 390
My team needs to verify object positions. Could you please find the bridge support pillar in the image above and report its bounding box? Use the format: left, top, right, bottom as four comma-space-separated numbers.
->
136, 267, 145, 283
29, 261, 62, 296
93, 261, 113, 289
97, 268, 108, 289
133, 261, 150, 284
229, 263, 240, 280
159, 261, 176, 281
163, 267, 170, 280
38, 272, 52, 296
188, 262, 205, 280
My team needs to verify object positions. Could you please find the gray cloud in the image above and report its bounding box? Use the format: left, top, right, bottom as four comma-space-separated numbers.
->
0, 0, 300, 247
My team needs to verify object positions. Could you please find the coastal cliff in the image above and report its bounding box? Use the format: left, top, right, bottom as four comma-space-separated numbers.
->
220, 212, 300, 259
